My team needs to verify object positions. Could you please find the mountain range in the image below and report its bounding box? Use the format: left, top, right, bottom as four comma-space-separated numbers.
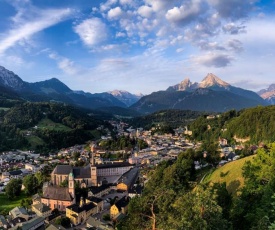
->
0, 65, 274, 114
130, 73, 269, 113
0, 66, 141, 110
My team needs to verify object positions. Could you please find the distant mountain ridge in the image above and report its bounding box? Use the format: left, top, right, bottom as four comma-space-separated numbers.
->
0, 66, 270, 114
0, 66, 127, 110
131, 73, 268, 113
258, 84, 275, 105
108, 90, 143, 106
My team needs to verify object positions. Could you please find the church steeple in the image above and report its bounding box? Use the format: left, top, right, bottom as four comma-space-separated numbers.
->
90, 152, 95, 166
69, 171, 75, 204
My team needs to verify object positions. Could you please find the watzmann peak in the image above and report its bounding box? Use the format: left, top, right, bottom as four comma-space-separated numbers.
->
199, 73, 230, 88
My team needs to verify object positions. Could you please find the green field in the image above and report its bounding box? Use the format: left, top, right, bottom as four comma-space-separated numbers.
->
204, 155, 255, 196
0, 193, 30, 215
26, 135, 45, 147
37, 118, 72, 131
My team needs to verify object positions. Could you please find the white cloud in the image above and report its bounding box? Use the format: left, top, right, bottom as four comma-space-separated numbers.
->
192, 52, 233, 67
49, 52, 82, 76
166, 0, 204, 24
0, 8, 73, 54
119, 0, 133, 5
108, 7, 123, 20
222, 23, 246, 34
145, 0, 175, 12
176, 48, 184, 53
100, 0, 117, 12
208, 0, 256, 20
138, 5, 153, 18
116, 32, 126, 38
227, 39, 243, 52
74, 18, 108, 47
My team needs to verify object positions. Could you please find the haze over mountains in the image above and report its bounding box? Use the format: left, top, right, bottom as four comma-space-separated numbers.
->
0, 65, 273, 114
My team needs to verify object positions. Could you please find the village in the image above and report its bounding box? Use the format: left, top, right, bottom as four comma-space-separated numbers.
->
0, 119, 251, 230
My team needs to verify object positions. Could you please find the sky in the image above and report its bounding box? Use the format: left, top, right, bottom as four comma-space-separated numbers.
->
0, 0, 275, 95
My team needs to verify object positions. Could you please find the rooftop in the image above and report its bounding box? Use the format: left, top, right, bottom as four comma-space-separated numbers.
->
66, 202, 96, 214
42, 186, 73, 201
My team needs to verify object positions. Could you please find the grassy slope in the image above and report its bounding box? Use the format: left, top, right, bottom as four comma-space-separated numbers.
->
0, 193, 30, 214
26, 135, 45, 148
204, 155, 255, 196
37, 118, 72, 131
24, 118, 72, 148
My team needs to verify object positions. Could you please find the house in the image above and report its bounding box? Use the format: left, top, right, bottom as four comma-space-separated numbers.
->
128, 184, 143, 198
9, 216, 45, 230
1, 170, 26, 180
85, 196, 104, 213
110, 196, 130, 219
66, 198, 97, 225
32, 203, 52, 217
86, 216, 114, 230
9, 207, 30, 221
88, 184, 111, 198
32, 194, 41, 205
0, 215, 8, 229
116, 167, 139, 191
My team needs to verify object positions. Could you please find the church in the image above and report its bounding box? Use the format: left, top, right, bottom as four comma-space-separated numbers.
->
41, 153, 134, 211
51, 153, 134, 187
41, 171, 76, 211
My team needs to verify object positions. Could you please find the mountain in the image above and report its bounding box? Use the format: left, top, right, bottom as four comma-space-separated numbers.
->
0, 66, 28, 90
131, 73, 268, 113
108, 90, 143, 106
0, 66, 126, 110
167, 73, 230, 92
258, 84, 275, 105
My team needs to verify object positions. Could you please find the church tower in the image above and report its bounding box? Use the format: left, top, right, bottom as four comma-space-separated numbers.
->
69, 171, 76, 204
90, 152, 97, 186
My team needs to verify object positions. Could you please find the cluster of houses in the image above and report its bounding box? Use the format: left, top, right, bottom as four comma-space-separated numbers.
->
0, 118, 254, 229
0, 146, 142, 229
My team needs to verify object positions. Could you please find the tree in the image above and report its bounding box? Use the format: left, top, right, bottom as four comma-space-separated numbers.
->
103, 214, 111, 221
167, 186, 230, 230
5, 178, 21, 199
55, 217, 71, 228
20, 198, 32, 209
23, 174, 39, 195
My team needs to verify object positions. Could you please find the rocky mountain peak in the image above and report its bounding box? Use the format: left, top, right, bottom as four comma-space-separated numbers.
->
258, 84, 275, 100
178, 78, 192, 91
108, 90, 143, 107
0, 66, 26, 89
109, 90, 131, 97
167, 77, 195, 91
199, 73, 230, 88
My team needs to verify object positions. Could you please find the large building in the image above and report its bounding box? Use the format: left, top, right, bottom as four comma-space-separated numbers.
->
51, 154, 134, 187
41, 172, 75, 211
43, 154, 135, 211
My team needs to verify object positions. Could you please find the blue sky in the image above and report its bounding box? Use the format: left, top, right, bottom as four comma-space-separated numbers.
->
0, 0, 275, 94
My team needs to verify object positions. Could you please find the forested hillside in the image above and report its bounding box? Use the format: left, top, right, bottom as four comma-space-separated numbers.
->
121, 144, 275, 230
0, 102, 107, 152
127, 109, 205, 129
189, 106, 275, 144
